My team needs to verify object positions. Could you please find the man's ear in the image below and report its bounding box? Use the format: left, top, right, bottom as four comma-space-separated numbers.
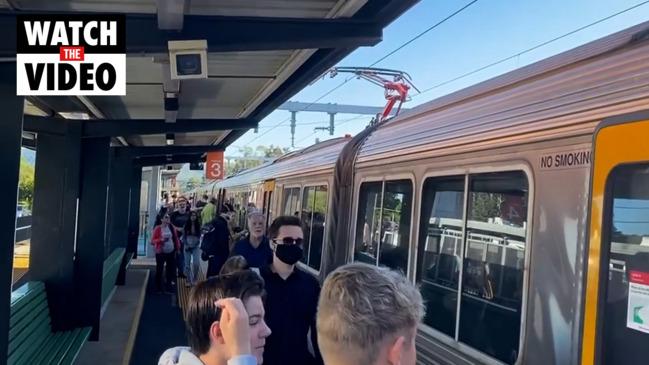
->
387, 335, 406, 365
210, 321, 225, 345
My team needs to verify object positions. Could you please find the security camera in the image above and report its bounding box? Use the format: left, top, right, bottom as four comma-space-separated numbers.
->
168, 40, 208, 80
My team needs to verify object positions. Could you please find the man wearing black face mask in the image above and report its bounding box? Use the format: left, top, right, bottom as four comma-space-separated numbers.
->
260, 216, 324, 365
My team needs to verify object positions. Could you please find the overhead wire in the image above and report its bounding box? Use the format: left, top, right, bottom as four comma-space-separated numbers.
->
412, 0, 649, 98
244, 0, 480, 146
294, 114, 368, 147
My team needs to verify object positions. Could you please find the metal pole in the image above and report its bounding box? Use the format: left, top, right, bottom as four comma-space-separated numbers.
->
290, 111, 297, 147
0, 61, 24, 361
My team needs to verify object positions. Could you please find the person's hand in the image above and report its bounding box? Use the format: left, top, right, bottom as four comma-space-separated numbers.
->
216, 298, 251, 358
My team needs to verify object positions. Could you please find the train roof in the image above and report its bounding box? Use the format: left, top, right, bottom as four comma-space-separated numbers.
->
356, 20, 649, 165
208, 20, 649, 191
216, 136, 351, 188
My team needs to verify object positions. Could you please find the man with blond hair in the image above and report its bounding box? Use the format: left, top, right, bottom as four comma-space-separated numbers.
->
316, 263, 424, 365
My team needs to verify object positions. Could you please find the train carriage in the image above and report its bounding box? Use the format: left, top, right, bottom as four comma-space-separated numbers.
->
205, 21, 649, 365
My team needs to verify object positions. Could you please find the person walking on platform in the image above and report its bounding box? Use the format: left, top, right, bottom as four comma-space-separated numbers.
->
260, 216, 323, 365
201, 206, 232, 277
202, 197, 218, 226
171, 197, 191, 278
196, 194, 208, 209
316, 263, 425, 365
158, 257, 271, 365
151, 213, 181, 293
231, 210, 272, 269
183, 210, 202, 287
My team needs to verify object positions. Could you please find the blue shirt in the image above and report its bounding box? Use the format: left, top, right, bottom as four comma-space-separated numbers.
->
231, 236, 273, 268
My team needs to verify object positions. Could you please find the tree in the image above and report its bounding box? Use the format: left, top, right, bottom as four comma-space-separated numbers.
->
185, 176, 203, 191
470, 192, 504, 222
18, 157, 34, 209
224, 144, 290, 176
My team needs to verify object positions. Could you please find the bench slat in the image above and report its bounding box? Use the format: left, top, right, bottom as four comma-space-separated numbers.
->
102, 248, 125, 305
9, 294, 48, 336
9, 281, 89, 365
10, 322, 50, 365
8, 307, 50, 357
30, 331, 68, 365
10, 282, 46, 314
10, 290, 47, 328
55, 327, 92, 365
46, 329, 77, 365
103, 248, 125, 276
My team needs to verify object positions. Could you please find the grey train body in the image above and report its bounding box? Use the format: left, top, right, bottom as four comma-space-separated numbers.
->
199, 21, 649, 365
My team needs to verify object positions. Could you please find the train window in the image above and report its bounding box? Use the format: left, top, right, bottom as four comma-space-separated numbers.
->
300, 185, 328, 270
416, 176, 465, 338
355, 180, 413, 272
300, 188, 314, 266
600, 164, 649, 365
355, 182, 382, 265
459, 171, 528, 364
378, 181, 412, 273
282, 187, 300, 216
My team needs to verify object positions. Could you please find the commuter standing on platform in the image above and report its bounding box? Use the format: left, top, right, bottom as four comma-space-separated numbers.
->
151, 213, 181, 293
158, 257, 271, 365
196, 194, 208, 209
201, 205, 232, 277
316, 263, 425, 365
171, 197, 191, 279
202, 196, 218, 226
231, 210, 272, 269
183, 210, 202, 287
261, 216, 323, 365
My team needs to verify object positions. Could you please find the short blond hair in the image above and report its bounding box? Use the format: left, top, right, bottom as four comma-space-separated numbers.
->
317, 263, 424, 364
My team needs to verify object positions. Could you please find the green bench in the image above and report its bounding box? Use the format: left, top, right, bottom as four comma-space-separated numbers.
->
8, 282, 91, 365
8, 248, 128, 365
102, 248, 126, 306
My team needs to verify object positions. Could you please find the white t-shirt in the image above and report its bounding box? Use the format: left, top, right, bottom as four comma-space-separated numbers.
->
161, 226, 174, 253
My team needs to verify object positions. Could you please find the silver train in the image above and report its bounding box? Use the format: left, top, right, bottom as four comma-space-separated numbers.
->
195, 21, 649, 365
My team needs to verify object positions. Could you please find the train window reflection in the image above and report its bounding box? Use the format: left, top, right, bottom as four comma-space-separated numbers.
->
355, 182, 382, 265
416, 176, 465, 337
459, 171, 528, 365
355, 180, 413, 272
601, 164, 649, 365
300, 186, 328, 270
282, 187, 300, 216
378, 181, 413, 273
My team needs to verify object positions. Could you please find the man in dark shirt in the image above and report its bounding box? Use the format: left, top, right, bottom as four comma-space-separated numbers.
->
261, 216, 323, 365
195, 194, 208, 209
231, 210, 272, 269
170, 197, 190, 278
200, 206, 231, 277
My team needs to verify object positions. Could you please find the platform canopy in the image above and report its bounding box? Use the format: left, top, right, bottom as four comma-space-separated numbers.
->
2, 0, 418, 162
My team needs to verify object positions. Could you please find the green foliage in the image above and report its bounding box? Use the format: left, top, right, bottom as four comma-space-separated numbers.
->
184, 176, 204, 191
18, 157, 35, 209
224, 144, 291, 176
470, 192, 504, 222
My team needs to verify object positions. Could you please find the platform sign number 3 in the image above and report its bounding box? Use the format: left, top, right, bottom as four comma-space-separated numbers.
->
206, 151, 224, 180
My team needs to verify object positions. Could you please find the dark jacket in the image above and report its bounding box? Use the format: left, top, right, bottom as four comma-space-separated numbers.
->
200, 216, 230, 259
260, 266, 324, 365
230, 236, 272, 268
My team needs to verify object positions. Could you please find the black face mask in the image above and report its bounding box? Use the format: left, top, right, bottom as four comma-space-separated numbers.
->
275, 244, 303, 265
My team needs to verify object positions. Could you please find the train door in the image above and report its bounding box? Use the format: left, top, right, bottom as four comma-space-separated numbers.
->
262, 180, 275, 228
581, 112, 649, 365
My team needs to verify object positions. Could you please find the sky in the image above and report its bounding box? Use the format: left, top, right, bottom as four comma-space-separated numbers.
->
229, 0, 649, 153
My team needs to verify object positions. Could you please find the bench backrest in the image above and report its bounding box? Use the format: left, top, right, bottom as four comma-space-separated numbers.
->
9, 282, 52, 365
102, 248, 125, 305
